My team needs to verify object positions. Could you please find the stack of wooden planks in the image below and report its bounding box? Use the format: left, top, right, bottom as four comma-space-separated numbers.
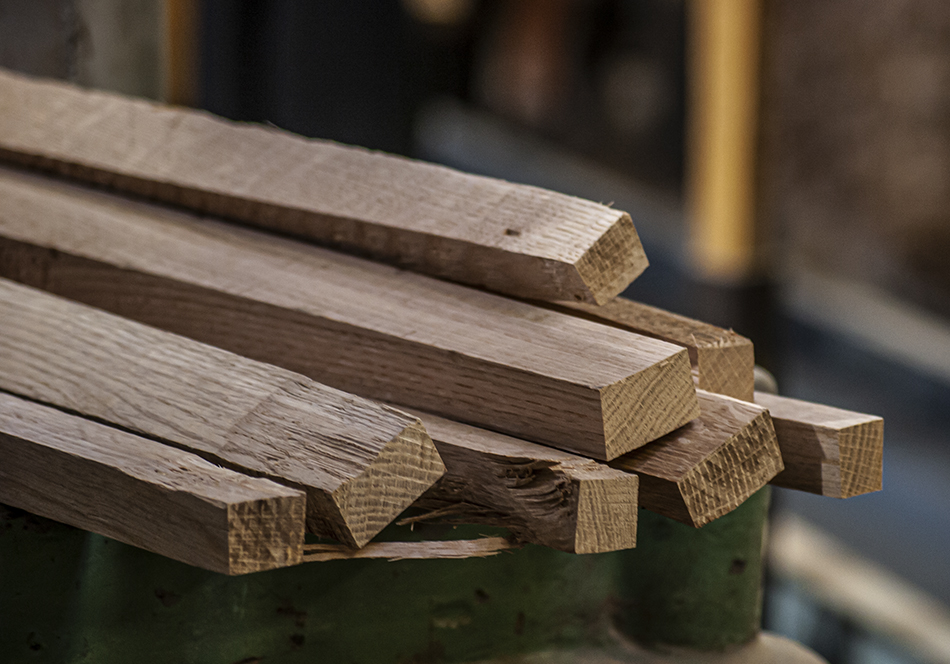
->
0, 68, 884, 574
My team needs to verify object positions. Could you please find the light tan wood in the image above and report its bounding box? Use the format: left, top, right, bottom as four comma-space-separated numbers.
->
755, 392, 883, 498
0, 279, 445, 547
302, 538, 516, 562
559, 298, 755, 401
0, 391, 305, 574
0, 67, 647, 304
401, 409, 637, 554
0, 167, 698, 461
610, 390, 783, 527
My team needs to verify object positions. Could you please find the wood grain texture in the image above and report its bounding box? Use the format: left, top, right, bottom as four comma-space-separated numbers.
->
0, 167, 698, 461
0, 279, 445, 547
0, 67, 647, 304
0, 391, 305, 574
755, 392, 883, 498
558, 298, 755, 401
302, 538, 516, 562
402, 408, 638, 554
609, 390, 783, 527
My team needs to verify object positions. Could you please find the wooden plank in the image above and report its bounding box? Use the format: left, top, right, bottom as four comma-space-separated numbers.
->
561, 300, 885, 499
0, 167, 698, 461
302, 538, 516, 563
401, 409, 638, 554
609, 390, 783, 527
0, 67, 648, 304
0, 391, 305, 575
0, 279, 445, 548
559, 298, 755, 401
755, 392, 883, 498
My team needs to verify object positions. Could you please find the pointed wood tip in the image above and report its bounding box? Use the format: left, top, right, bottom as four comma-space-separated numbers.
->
330, 418, 446, 548
573, 212, 649, 305
569, 466, 639, 554
600, 347, 700, 461
679, 406, 783, 527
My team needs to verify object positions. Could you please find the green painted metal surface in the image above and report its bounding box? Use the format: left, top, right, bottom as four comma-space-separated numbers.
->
614, 488, 772, 650
0, 490, 770, 662
0, 505, 618, 663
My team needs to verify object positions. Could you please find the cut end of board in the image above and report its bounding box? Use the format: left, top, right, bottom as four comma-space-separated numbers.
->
569, 465, 639, 554
694, 341, 756, 402
573, 212, 649, 305
678, 407, 783, 527
328, 419, 446, 548
837, 418, 884, 498
226, 494, 306, 574
599, 348, 700, 461
758, 391, 884, 499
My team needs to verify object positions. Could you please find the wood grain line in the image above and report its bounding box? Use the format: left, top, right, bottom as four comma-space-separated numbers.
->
302, 537, 517, 562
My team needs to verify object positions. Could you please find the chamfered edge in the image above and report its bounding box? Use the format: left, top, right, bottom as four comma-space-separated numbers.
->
600, 347, 700, 461
573, 212, 649, 306
330, 418, 446, 548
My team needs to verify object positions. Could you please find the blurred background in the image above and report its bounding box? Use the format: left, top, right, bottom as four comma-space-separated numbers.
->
1, 1, 949, 661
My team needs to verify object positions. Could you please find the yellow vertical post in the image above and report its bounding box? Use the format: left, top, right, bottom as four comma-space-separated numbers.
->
163, 0, 199, 107
687, 0, 765, 282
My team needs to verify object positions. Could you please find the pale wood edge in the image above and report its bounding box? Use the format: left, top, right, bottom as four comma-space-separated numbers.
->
301, 537, 518, 562
574, 212, 650, 305
552, 297, 755, 401
756, 392, 884, 498
600, 347, 700, 460
568, 466, 639, 554
679, 409, 783, 527
329, 419, 446, 548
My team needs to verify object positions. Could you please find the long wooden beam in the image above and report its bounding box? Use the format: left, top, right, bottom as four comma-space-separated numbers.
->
558, 298, 885, 499
755, 392, 883, 498
403, 409, 638, 554
0, 279, 445, 548
610, 390, 782, 527
0, 391, 305, 575
0, 67, 647, 304
0, 167, 698, 461
558, 298, 755, 401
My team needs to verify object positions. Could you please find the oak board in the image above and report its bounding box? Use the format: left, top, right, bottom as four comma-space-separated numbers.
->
404, 408, 638, 554
0, 391, 305, 574
558, 298, 755, 401
0, 67, 648, 304
0, 279, 444, 547
0, 167, 698, 460
610, 390, 783, 527
756, 392, 883, 498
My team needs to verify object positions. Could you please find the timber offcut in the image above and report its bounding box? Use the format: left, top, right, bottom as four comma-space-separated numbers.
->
0, 67, 648, 304
404, 407, 639, 554
0, 69, 885, 569
0, 166, 699, 461
0, 392, 305, 575
0, 279, 445, 548
610, 390, 782, 527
